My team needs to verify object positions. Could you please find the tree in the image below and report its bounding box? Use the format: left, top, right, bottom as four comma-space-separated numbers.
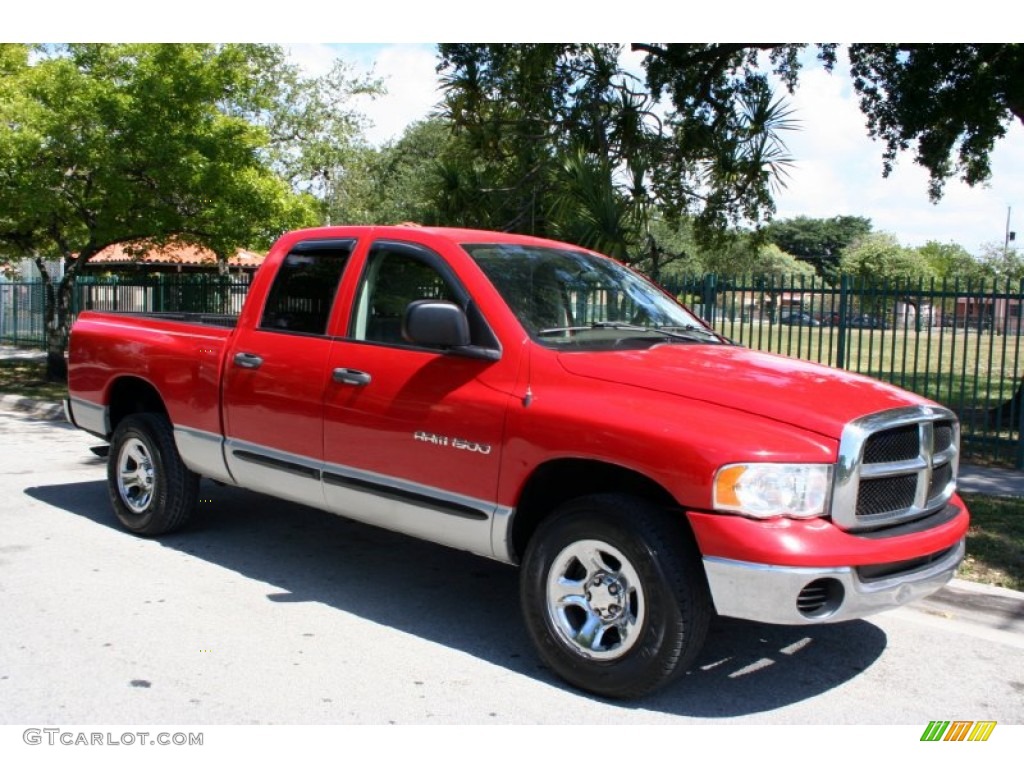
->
436, 44, 642, 239
847, 45, 1024, 201
637, 217, 704, 282
436, 44, 796, 251
916, 240, 986, 283
762, 215, 873, 278
252, 57, 383, 222
0, 44, 322, 379
702, 237, 816, 279
545, 147, 644, 261
634, 44, 1023, 202
976, 242, 1024, 282
840, 233, 935, 283
330, 119, 452, 226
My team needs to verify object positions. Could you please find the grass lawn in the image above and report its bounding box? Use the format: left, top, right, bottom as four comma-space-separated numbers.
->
958, 493, 1024, 592
0, 358, 68, 401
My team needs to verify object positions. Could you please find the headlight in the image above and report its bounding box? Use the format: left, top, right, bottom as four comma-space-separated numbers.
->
713, 463, 832, 519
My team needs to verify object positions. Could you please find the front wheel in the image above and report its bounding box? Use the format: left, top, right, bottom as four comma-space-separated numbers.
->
107, 413, 199, 536
520, 494, 711, 698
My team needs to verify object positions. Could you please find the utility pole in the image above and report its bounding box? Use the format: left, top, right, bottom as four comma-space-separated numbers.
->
1006, 206, 1015, 257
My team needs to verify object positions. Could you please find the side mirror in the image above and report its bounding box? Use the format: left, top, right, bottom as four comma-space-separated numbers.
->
403, 300, 472, 348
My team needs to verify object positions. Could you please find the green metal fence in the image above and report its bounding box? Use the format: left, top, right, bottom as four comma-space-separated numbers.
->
72, 274, 251, 317
3, 273, 1023, 467
0, 281, 46, 346
0, 275, 250, 348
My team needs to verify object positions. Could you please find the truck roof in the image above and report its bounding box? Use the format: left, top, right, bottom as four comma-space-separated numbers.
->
282, 224, 592, 253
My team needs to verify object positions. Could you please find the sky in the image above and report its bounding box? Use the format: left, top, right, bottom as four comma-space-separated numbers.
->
286, 42, 1024, 255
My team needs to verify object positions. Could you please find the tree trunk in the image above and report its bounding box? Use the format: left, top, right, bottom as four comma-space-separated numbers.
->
36, 256, 76, 383
45, 275, 73, 382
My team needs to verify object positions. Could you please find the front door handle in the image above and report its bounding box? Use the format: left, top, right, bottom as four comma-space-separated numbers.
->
233, 352, 264, 369
332, 368, 372, 386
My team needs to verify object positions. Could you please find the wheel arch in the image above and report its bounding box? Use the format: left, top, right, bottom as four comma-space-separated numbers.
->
106, 376, 169, 437
508, 458, 681, 562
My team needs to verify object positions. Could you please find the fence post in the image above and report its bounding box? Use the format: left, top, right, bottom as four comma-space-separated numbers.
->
835, 275, 850, 369
1016, 380, 1024, 471
701, 274, 717, 325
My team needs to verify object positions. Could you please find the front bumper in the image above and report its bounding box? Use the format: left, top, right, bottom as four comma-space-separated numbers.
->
703, 538, 965, 624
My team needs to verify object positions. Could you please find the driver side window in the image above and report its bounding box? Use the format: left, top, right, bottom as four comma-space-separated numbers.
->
351, 245, 457, 345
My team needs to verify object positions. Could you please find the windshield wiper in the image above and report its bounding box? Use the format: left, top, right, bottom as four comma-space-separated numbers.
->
652, 324, 727, 342
538, 322, 723, 344
592, 322, 723, 343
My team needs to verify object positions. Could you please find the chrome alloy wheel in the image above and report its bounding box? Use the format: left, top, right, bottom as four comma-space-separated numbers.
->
116, 436, 156, 514
545, 539, 646, 660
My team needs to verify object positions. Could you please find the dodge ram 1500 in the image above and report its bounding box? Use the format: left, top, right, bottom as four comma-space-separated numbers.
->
66, 225, 969, 698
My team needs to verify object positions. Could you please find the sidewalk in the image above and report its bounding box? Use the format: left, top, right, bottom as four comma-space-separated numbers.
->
958, 464, 1024, 498
0, 344, 47, 362
0, 344, 63, 420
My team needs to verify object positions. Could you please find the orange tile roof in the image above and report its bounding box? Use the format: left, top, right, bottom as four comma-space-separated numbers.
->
89, 241, 264, 269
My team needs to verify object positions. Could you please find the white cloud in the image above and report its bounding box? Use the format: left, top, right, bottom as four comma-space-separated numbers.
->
355, 45, 444, 146
288, 44, 440, 147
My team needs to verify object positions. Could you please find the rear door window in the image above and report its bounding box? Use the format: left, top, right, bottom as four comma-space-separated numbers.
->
260, 240, 354, 335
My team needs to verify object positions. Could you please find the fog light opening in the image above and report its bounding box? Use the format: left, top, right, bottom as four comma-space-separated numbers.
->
797, 578, 844, 619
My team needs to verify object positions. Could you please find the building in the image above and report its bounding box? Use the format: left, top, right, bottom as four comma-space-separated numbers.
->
85, 240, 264, 276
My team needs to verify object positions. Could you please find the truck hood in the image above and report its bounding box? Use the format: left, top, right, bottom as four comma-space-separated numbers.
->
556, 344, 928, 439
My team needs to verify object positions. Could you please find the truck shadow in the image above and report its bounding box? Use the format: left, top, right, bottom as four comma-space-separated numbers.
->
25, 479, 888, 717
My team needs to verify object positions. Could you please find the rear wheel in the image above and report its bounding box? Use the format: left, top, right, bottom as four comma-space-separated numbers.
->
107, 413, 199, 536
521, 494, 710, 698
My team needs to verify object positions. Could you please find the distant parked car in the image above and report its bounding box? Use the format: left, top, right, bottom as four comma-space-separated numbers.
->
848, 314, 888, 329
777, 311, 821, 326
939, 314, 992, 331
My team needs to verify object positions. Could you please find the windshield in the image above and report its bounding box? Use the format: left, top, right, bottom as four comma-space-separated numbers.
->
464, 243, 723, 350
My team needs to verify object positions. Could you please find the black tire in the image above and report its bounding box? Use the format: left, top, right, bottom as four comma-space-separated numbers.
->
520, 494, 711, 699
107, 413, 199, 536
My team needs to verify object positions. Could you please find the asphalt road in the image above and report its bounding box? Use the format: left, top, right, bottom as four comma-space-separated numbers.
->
1, 408, 1022, 727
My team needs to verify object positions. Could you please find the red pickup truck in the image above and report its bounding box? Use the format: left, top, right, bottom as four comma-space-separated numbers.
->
66, 225, 969, 698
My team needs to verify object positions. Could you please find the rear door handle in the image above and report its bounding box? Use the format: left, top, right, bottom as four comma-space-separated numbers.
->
234, 352, 264, 369
332, 368, 372, 386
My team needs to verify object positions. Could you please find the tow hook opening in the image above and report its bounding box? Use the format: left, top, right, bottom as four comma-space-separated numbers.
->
797, 578, 844, 619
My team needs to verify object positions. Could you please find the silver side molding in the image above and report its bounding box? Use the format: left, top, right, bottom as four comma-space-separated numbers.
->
66, 397, 109, 438
174, 426, 237, 486
222, 437, 515, 563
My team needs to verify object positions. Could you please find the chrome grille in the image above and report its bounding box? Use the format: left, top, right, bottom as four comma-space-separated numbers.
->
862, 425, 920, 464
832, 406, 960, 531
928, 462, 954, 502
857, 475, 919, 517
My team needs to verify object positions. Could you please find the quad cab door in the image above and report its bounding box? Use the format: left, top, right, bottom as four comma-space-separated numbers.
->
221, 238, 355, 509
322, 239, 518, 558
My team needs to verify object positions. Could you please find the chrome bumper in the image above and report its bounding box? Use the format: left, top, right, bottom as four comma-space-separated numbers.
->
703, 539, 965, 625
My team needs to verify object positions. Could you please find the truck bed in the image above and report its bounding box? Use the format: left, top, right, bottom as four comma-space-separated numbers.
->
112, 311, 239, 329
67, 310, 235, 438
